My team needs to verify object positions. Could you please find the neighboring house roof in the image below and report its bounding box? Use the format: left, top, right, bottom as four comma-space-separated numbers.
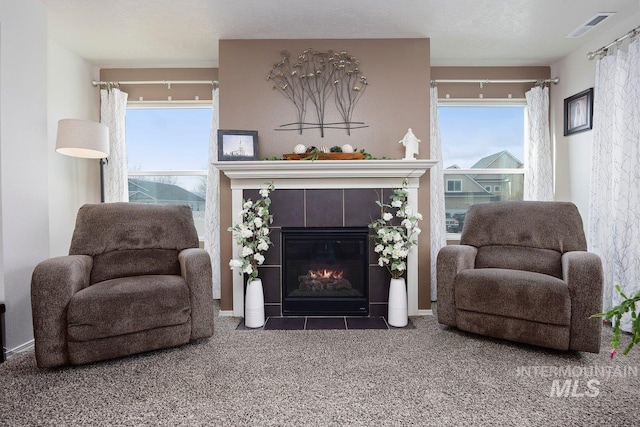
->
128, 178, 205, 204
471, 150, 523, 169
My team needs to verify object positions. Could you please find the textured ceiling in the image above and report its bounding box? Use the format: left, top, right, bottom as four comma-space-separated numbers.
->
41, 0, 640, 68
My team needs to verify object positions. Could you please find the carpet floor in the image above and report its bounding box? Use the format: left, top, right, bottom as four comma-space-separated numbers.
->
1, 304, 639, 426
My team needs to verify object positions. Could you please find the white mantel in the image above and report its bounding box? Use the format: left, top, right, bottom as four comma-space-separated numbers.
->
215, 159, 435, 182
215, 159, 437, 318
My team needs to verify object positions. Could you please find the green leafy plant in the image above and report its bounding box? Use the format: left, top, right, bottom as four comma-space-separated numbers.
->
302, 147, 320, 160
592, 285, 640, 358
368, 179, 422, 279
353, 148, 389, 160
228, 183, 275, 281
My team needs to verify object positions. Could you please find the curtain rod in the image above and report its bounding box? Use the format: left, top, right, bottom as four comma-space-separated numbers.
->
587, 24, 640, 60
92, 79, 218, 88
430, 78, 559, 87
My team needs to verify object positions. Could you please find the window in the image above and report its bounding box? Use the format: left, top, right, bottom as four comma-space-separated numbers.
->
439, 102, 526, 237
126, 106, 212, 237
447, 179, 462, 192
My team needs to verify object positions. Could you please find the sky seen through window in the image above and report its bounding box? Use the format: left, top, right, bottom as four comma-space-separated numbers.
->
439, 105, 525, 169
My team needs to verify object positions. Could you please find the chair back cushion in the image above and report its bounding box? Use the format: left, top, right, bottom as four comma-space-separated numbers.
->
70, 203, 199, 284
460, 201, 587, 278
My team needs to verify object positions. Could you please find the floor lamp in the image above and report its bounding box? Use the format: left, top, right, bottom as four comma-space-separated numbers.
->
55, 119, 110, 202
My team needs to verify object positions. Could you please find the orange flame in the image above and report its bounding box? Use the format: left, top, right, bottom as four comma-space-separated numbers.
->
307, 269, 344, 280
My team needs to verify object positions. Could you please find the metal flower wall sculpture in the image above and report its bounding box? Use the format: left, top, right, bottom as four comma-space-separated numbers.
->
267, 49, 369, 137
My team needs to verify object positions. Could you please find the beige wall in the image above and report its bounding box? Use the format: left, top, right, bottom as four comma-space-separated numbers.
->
218, 38, 431, 310
100, 68, 218, 102
219, 39, 430, 158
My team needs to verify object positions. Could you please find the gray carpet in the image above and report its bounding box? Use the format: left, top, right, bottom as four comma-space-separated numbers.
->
1, 304, 639, 426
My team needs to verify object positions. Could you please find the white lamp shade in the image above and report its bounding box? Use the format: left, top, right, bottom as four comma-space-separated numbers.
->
56, 119, 109, 159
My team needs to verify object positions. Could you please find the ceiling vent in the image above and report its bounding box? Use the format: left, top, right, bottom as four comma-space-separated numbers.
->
566, 13, 615, 38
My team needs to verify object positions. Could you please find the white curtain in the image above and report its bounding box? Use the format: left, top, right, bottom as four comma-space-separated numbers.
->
588, 39, 640, 332
524, 86, 553, 201
204, 88, 221, 299
100, 88, 129, 202
430, 86, 446, 301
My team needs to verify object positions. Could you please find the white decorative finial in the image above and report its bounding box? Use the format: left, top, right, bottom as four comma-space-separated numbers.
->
399, 128, 420, 160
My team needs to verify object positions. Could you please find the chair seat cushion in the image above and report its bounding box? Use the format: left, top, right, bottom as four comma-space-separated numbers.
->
454, 268, 571, 326
67, 275, 191, 342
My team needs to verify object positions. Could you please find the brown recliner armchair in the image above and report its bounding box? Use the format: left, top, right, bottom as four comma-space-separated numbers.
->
31, 203, 215, 368
437, 201, 602, 353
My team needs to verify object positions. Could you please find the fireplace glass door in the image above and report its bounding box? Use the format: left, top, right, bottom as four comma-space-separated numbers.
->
281, 227, 369, 316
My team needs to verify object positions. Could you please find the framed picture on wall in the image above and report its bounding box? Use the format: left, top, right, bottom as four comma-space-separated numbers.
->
218, 130, 259, 161
564, 88, 594, 136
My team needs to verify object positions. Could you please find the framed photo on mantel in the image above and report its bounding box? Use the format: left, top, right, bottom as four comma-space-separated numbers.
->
564, 88, 593, 136
218, 130, 258, 161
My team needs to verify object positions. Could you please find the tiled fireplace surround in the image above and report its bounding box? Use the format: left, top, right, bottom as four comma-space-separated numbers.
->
216, 160, 435, 319
248, 187, 389, 317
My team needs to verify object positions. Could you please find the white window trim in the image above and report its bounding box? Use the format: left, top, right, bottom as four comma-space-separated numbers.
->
437, 98, 526, 105
127, 100, 213, 107
445, 169, 524, 174
128, 170, 207, 177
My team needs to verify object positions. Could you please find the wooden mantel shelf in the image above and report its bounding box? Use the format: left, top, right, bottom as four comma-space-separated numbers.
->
214, 159, 437, 181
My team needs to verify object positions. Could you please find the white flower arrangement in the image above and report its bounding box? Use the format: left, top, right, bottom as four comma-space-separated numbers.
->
369, 179, 422, 279
228, 183, 275, 281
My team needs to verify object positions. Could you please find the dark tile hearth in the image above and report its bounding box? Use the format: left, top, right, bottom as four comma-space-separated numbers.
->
305, 317, 347, 330
263, 317, 306, 330
237, 316, 415, 330
346, 316, 389, 330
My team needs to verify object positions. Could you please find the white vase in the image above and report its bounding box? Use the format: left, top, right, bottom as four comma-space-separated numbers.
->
245, 278, 265, 328
388, 277, 408, 327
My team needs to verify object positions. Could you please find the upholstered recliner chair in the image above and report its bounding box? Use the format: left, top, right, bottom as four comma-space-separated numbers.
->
31, 203, 215, 368
437, 201, 602, 353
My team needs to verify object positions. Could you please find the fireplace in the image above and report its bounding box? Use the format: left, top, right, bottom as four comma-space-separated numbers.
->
281, 227, 369, 316
215, 159, 435, 318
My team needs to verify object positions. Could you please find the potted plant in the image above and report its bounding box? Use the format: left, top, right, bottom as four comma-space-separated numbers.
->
229, 183, 275, 328
592, 285, 640, 358
369, 179, 422, 327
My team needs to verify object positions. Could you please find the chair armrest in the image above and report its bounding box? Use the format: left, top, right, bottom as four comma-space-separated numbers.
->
436, 245, 477, 326
562, 251, 603, 353
179, 248, 215, 340
31, 255, 92, 368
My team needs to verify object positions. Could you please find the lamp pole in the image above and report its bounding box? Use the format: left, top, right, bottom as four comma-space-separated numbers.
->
100, 158, 107, 203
